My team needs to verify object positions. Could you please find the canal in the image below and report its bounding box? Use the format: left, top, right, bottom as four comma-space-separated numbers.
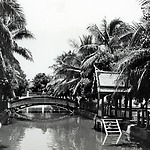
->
0, 112, 149, 150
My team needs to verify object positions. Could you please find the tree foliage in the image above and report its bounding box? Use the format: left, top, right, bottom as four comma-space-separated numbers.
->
0, 0, 34, 100
47, 1, 150, 104
31, 73, 50, 93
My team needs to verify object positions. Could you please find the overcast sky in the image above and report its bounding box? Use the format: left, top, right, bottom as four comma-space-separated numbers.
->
15, 0, 143, 80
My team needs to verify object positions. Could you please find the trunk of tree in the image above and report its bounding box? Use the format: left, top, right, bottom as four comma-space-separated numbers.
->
0, 51, 7, 112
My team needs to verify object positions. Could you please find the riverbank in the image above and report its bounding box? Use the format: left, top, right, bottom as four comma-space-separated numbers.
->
128, 125, 150, 143
78, 110, 150, 144
76, 109, 96, 120
0, 109, 11, 125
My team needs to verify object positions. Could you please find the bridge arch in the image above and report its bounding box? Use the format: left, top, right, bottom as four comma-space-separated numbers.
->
10, 95, 76, 112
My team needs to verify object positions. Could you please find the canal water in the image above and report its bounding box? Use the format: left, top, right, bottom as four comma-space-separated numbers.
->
0, 112, 149, 150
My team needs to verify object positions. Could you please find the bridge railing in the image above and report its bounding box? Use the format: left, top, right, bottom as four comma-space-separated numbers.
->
10, 95, 77, 109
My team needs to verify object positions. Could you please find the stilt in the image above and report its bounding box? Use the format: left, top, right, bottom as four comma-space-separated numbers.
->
42, 105, 45, 113
26, 107, 29, 113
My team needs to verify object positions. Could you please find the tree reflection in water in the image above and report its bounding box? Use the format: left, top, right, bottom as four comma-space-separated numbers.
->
0, 115, 149, 150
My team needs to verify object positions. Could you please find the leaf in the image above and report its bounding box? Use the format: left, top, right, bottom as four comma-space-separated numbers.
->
13, 29, 35, 40
13, 44, 33, 61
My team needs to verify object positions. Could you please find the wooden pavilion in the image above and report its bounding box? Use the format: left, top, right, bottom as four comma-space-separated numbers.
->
94, 67, 150, 132
94, 67, 132, 119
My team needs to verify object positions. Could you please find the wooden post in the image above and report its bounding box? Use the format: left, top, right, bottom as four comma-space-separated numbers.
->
137, 110, 141, 126
129, 96, 132, 119
145, 99, 148, 118
119, 98, 122, 117
94, 66, 102, 117
115, 97, 118, 117
146, 111, 149, 129
0, 93, 3, 112
109, 105, 112, 117
101, 97, 104, 117
141, 106, 145, 126
124, 95, 128, 118
97, 88, 101, 117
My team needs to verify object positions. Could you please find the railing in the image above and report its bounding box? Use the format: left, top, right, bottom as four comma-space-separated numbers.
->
103, 105, 150, 128
137, 109, 150, 128
11, 96, 77, 109
103, 105, 134, 119
104, 105, 150, 118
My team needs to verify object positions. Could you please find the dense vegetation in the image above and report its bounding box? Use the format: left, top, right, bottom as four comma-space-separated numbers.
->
1, 0, 150, 112
0, 0, 34, 109
47, 0, 150, 109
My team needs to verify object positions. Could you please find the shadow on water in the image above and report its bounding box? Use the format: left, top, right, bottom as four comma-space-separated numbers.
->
107, 142, 150, 149
101, 132, 150, 149
0, 145, 8, 149
16, 111, 72, 122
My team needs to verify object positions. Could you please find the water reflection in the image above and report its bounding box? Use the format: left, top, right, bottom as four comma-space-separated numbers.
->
102, 134, 122, 145
23, 112, 70, 121
0, 115, 149, 150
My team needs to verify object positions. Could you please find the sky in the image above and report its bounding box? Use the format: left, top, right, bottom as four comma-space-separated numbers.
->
15, 0, 143, 80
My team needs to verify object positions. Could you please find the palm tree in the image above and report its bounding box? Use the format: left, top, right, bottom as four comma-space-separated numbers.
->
49, 34, 97, 99
88, 18, 130, 53
125, 19, 150, 48
80, 18, 132, 72
77, 19, 130, 101
0, 0, 34, 104
49, 51, 82, 98
139, 0, 150, 20
115, 1, 150, 99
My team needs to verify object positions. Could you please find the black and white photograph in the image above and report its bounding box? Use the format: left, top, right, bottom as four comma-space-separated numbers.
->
0, 0, 150, 149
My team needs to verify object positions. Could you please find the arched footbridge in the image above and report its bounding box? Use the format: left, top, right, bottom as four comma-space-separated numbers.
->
10, 95, 76, 111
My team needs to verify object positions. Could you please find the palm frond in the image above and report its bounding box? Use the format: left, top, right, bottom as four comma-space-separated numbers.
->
12, 29, 35, 40
7, 17, 26, 31
87, 24, 105, 43
119, 32, 133, 42
73, 79, 81, 95
101, 18, 109, 45
108, 18, 123, 36
13, 45, 33, 61
81, 52, 98, 70
130, 25, 144, 47
0, 20, 13, 50
81, 45, 112, 70
139, 0, 150, 6
78, 44, 99, 54
53, 78, 80, 96
116, 48, 150, 71
68, 39, 80, 49
0, 0, 26, 24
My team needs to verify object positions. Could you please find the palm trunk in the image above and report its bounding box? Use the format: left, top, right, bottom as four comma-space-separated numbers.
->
0, 51, 6, 112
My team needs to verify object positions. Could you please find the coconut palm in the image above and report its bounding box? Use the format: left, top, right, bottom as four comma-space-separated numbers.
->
49, 34, 97, 99
49, 51, 82, 97
114, 48, 150, 123
0, 0, 34, 101
80, 18, 132, 72
115, 1, 150, 100
139, 0, 150, 20
77, 19, 130, 99
127, 19, 150, 48
116, 49, 150, 96
87, 18, 130, 54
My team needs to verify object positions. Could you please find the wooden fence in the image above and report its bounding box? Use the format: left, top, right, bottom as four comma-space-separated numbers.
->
103, 105, 150, 127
